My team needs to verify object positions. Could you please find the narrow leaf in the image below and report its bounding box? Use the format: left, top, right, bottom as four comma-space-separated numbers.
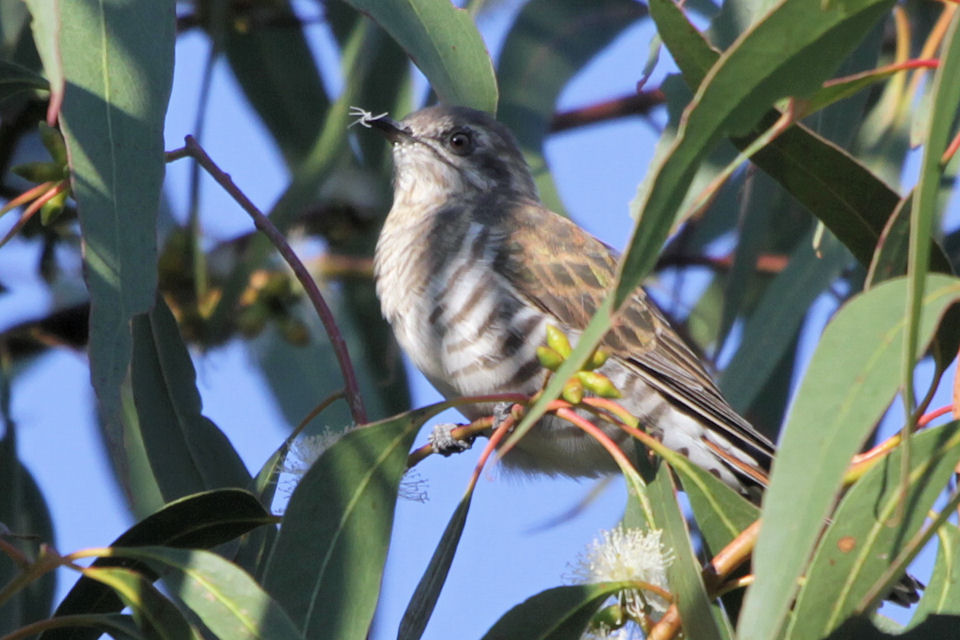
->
46, 489, 272, 640
54, 0, 174, 499
910, 523, 960, 624
262, 406, 435, 639
720, 233, 848, 412
788, 422, 960, 639
80, 567, 198, 640
221, 0, 329, 167
742, 274, 960, 640
648, 465, 729, 640
676, 457, 759, 554
648, 0, 955, 271
105, 547, 302, 640
398, 488, 473, 640
342, 0, 497, 113
480, 583, 638, 640
497, 0, 647, 212
131, 296, 250, 502
622, 0, 894, 307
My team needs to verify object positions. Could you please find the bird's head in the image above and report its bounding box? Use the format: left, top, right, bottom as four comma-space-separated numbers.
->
368, 105, 538, 207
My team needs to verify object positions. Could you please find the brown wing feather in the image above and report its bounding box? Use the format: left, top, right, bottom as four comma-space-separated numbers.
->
496, 201, 775, 462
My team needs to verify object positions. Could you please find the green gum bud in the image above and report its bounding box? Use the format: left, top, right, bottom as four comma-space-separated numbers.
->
585, 348, 609, 370
562, 377, 584, 405
39, 122, 68, 165
545, 324, 572, 358
536, 345, 564, 371
576, 370, 622, 398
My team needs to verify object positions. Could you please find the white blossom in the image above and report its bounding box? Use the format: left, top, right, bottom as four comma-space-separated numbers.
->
569, 526, 674, 621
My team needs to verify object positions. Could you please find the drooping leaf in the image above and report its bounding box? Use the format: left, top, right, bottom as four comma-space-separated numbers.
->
0, 427, 56, 632
79, 567, 200, 640
45, 489, 272, 640
102, 547, 302, 640
497, 0, 648, 213
788, 422, 960, 639
51, 0, 174, 503
720, 232, 848, 412
261, 405, 435, 639
341, 0, 497, 113
648, 0, 954, 271
220, 0, 329, 168
909, 523, 960, 624
480, 583, 638, 640
648, 465, 730, 640
131, 296, 250, 502
398, 483, 473, 640
743, 274, 960, 640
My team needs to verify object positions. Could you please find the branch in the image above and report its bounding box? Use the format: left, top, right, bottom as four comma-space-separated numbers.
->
550, 90, 666, 133
166, 136, 368, 424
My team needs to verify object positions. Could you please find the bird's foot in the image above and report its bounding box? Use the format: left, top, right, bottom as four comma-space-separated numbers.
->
428, 423, 475, 457
492, 402, 518, 433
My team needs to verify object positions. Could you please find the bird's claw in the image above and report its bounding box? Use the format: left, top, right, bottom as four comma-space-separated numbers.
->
492, 402, 516, 432
428, 423, 474, 456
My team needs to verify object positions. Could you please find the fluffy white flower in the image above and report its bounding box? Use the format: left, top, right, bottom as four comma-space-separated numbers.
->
569, 526, 674, 620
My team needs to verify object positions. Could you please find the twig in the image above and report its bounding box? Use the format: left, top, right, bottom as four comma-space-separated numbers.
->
166, 136, 368, 424
550, 90, 665, 133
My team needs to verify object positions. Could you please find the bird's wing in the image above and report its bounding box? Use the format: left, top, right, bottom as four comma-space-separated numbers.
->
495, 201, 775, 466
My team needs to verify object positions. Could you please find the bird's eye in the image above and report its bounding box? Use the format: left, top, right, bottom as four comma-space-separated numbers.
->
447, 130, 474, 155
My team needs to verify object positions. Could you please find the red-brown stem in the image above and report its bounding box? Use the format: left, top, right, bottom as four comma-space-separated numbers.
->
167, 137, 367, 424
550, 90, 666, 132
0, 181, 68, 248
649, 519, 762, 640
465, 413, 515, 492
945, 128, 960, 167
821, 58, 940, 89
847, 403, 955, 480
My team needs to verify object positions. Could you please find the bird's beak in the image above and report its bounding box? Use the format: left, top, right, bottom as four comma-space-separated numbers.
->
368, 116, 413, 144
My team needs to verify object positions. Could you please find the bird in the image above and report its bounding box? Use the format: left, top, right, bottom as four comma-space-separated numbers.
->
359, 103, 920, 605
359, 103, 773, 493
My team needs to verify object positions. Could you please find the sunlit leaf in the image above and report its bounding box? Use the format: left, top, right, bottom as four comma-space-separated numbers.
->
745, 274, 960, 640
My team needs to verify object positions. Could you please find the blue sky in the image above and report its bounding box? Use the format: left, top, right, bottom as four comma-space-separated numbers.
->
3, 2, 953, 638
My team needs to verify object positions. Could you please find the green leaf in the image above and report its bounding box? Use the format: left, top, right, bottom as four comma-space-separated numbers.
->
625, 0, 894, 307
130, 296, 250, 502
676, 455, 759, 554
105, 547, 302, 640
398, 485, 473, 640
480, 583, 637, 640
342, 0, 497, 113
788, 422, 960, 639
648, 465, 730, 640
648, 0, 944, 271
0, 58, 49, 103
865, 195, 913, 288
497, 0, 647, 213
720, 232, 848, 412
22, 0, 62, 108
741, 274, 960, 640
614, 0, 891, 308
901, 10, 960, 454
220, 0, 329, 168
30, 613, 149, 640
80, 567, 198, 640
52, 0, 174, 497
262, 406, 433, 639
0, 427, 56, 632
46, 489, 272, 640
826, 615, 960, 639
910, 523, 960, 624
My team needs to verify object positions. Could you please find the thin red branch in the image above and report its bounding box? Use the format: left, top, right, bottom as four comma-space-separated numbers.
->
550, 90, 666, 133
167, 137, 368, 424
